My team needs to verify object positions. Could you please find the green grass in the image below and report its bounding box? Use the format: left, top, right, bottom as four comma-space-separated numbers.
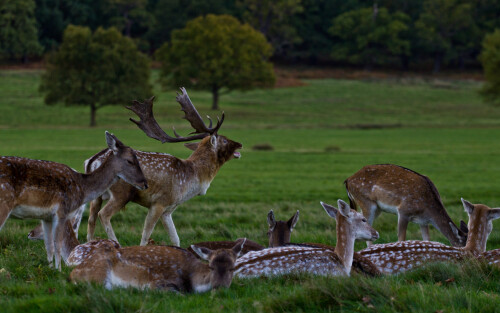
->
1, 70, 500, 312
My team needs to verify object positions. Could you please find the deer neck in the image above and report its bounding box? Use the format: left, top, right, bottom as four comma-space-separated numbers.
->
463, 220, 488, 256
61, 220, 80, 263
430, 207, 463, 246
187, 147, 220, 183
334, 215, 355, 274
80, 154, 119, 204
188, 261, 213, 293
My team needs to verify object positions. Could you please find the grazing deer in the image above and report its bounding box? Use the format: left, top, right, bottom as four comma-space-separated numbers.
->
69, 238, 246, 292
234, 200, 379, 278
345, 164, 468, 246
358, 199, 500, 275
0, 132, 147, 269
86, 88, 242, 247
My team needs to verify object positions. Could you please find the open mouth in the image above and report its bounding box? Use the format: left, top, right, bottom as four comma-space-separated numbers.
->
233, 151, 241, 159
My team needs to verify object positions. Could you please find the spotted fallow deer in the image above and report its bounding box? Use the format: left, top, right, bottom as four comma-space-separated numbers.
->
345, 164, 468, 246
234, 200, 379, 278
85, 88, 242, 247
69, 238, 246, 293
0, 132, 147, 269
358, 199, 500, 275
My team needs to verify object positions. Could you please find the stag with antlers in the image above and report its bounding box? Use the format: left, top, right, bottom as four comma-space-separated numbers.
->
85, 88, 242, 246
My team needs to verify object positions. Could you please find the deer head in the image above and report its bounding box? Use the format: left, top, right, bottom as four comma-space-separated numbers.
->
105, 131, 148, 190
127, 88, 241, 163
267, 210, 299, 247
190, 238, 246, 289
462, 198, 500, 254
321, 200, 379, 242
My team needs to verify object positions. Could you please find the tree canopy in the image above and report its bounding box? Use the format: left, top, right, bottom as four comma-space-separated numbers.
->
0, 0, 43, 61
329, 6, 410, 68
156, 14, 275, 110
479, 29, 500, 106
39, 25, 152, 126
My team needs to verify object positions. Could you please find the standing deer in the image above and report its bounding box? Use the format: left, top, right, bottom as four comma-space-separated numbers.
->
345, 164, 468, 246
28, 203, 86, 240
234, 200, 379, 278
358, 199, 500, 275
86, 88, 242, 247
0, 132, 147, 269
69, 238, 246, 293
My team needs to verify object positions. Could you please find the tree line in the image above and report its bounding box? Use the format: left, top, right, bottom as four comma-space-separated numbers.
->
2, 0, 500, 72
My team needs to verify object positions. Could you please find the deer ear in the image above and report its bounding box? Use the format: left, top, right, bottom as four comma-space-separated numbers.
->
190, 245, 212, 261
321, 201, 338, 219
148, 95, 155, 103
287, 210, 299, 231
488, 209, 500, 221
232, 238, 247, 258
184, 142, 199, 151
267, 210, 276, 230
210, 135, 217, 148
337, 199, 351, 218
460, 220, 469, 234
105, 131, 123, 154
461, 198, 475, 215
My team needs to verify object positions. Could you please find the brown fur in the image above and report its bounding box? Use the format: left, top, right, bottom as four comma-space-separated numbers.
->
86, 134, 241, 247
359, 199, 500, 275
70, 239, 246, 293
345, 164, 467, 246
0, 132, 146, 269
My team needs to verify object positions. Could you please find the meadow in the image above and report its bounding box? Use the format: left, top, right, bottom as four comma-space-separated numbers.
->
1, 69, 500, 312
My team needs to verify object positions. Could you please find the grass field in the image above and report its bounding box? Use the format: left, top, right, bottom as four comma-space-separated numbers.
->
1, 70, 500, 312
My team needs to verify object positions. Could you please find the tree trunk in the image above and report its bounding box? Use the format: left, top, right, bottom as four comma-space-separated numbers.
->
211, 86, 220, 110
90, 103, 97, 127
433, 53, 442, 73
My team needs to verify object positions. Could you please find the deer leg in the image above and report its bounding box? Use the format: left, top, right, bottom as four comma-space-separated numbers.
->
420, 224, 430, 241
71, 203, 86, 239
87, 197, 103, 242
160, 210, 180, 247
97, 196, 129, 243
53, 213, 67, 271
0, 207, 12, 230
397, 214, 409, 241
42, 219, 55, 267
140, 205, 165, 246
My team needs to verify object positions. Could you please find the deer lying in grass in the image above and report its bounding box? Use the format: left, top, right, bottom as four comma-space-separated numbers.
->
189, 209, 381, 276
358, 199, 500, 275
345, 164, 468, 246
234, 200, 379, 278
0, 132, 147, 269
86, 88, 242, 247
68, 237, 246, 293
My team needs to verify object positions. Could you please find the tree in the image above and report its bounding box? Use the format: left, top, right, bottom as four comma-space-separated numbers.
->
0, 0, 43, 61
415, 0, 479, 72
329, 5, 410, 69
39, 25, 152, 126
479, 29, 500, 106
156, 14, 275, 110
238, 0, 303, 58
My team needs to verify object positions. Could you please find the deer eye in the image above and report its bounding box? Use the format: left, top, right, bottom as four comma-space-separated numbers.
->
223, 139, 228, 144
362, 218, 367, 223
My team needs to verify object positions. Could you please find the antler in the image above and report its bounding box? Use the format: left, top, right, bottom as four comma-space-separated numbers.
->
127, 88, 224, 143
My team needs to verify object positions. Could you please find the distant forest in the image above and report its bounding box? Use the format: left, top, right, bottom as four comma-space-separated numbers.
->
2, 0, 500, 72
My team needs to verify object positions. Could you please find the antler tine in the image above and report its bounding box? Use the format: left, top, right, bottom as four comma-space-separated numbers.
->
127, 96, 208, 143
176, 87, 225, 134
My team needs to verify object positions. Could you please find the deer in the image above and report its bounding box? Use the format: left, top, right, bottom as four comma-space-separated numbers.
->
85, 88, 242, 247
188, 209, 381, 276
185, 210, 299, 257
234, 200, 379, 278
344, 164, 468, 246
0, 132, 147, 270
358, 198, 500, 275
28, 203, 86, 240
68, 237, 247, 293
